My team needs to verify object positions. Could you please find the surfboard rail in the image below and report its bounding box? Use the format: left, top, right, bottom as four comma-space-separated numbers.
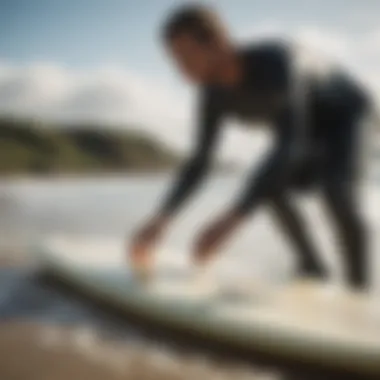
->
34, 239, 380, 378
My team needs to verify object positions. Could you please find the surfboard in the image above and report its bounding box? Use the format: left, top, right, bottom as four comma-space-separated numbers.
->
35, 235, 380, 377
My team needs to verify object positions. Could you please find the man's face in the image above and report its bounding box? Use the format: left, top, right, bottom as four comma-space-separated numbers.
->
168, 33, 223, 84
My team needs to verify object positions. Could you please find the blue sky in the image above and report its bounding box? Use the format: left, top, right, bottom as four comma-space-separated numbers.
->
1, 0, 378, 74
0, 0, 379, 160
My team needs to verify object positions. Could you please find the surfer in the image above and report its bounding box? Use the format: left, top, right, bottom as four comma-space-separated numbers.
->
130, 4, 372, 291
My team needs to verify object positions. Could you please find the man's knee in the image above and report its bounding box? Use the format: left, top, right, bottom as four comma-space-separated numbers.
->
322, 180, 354, 212
267, 191, 291, 213
322, 179, 367, 237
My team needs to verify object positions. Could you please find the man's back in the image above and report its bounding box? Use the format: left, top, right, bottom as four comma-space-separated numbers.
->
202, 39, 369, 130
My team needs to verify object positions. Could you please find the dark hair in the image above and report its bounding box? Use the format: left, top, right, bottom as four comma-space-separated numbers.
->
161, 4, 224, 44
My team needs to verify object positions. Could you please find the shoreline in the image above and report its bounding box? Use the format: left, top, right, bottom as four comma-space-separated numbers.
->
0, 322, 273, 380
0, 171, 242, 187
0, 254, 273, 380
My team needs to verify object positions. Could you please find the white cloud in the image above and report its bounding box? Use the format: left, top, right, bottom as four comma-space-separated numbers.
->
0, 24, 379, 162
0, 62, 268, 162
0, 64, 71, 116
241, 23, 353, 62
240, 23, 380, 102
295, 28, 351, 62
0, 62, 194, 150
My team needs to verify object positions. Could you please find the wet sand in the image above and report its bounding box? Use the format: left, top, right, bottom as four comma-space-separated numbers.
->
0, 251, 277, 380
0, 322, 274, 380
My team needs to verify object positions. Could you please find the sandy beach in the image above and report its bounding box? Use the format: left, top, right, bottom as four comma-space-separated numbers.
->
0, 322, 275, 380
1, 175, 378, 380
0, 250, 277, 380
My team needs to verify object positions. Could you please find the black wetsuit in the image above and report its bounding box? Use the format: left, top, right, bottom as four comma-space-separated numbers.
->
159, 40, 372, 290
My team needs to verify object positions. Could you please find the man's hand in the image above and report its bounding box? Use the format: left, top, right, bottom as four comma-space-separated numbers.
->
193, 210, 244, 266
129, 215, 169, 280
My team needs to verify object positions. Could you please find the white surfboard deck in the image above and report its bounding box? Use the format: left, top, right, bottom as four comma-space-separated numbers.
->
35, 235, 380, 376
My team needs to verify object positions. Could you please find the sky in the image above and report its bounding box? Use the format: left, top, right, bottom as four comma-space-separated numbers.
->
1, 0, 380, 161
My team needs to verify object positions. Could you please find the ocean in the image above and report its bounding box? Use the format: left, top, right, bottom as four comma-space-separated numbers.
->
1, 174, 379, 290
0, 174, 379, 380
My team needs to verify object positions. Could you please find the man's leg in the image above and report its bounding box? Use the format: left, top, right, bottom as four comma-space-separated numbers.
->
268, 192, 330, 279
321, 180, 368, 290
319, 89, 371, 290
320, 107, 369, 291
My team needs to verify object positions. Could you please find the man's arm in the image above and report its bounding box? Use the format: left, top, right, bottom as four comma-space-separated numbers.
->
231, 45, 307, 217
158, 89, 222, 219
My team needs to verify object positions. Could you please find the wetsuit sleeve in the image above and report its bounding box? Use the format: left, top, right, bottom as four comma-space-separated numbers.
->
233, 46, 307, 216
158, 90, 221, 218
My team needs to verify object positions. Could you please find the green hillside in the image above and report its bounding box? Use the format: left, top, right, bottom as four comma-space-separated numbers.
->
0, 117, 180, 176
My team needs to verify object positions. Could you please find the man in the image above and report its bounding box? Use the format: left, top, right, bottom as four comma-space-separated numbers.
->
130, 4, 372, 291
